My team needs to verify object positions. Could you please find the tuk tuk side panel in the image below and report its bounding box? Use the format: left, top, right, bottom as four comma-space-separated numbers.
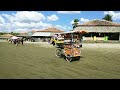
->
64, 47, 80, 57
64, 48, 72, 55
73, 48, 81, 57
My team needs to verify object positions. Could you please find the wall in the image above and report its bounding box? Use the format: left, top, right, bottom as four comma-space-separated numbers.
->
83, 37, 104, 41
75, 26, 120, 33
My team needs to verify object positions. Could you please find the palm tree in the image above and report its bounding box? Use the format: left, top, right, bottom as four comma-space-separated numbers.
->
103, 14, 113, 22
72, 19, 79, 30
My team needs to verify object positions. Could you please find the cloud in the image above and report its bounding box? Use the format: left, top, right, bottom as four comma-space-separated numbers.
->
70, 20, 80, 25
0, 20, 52, 32
0, 11, 54, 32
47, 14, 59, 21
80, 18, 89, 23
15, 11, 46, 22
57, 11, 81, 14
0, 15, 5, 24
2, 11, 46, 23
2, 14, 14, 23
55, 25, 72, 31
70, 20, 74, 25
0, 11, 71, 32
11, 21, 52, 32
104, 11, 115, 15
0, 22, 12, 32
104, 11, 120, 20
70, 18, 89, 25
13, 21, 52, 28
55, 25, 67, 30
68, 27, 72, 30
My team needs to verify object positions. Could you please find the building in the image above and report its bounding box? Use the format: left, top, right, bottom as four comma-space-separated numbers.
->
0, 34, 14, 40
32, 27, 64, 42
17, 32, 30, 37
38, 27, 64, 33
74, 19, 120, 41
17, 31, 37, 42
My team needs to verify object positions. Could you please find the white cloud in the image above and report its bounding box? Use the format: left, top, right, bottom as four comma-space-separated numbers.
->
0, 22, 12, 32
0, 15, 5, 24
11, 21, 52, 32
104, 11, 115, 16
80, 18, 89, 23
47, 14, 59, 21
3, 14, 18, 23
0, 20, 52, 32
57, 11, 81, 14
104, 11, 120, 20
70, 18, 89, 25
70, 20, 74, 25
2, 14, 14, 23
0, 11, 54, 32
0, 11, 71, 32
55, 25, 67, 30
70, 20, 80, 25
68, 27, 72, 30
15, 11, 46, 22
55, 25, 72, 31
2, 11, 46, 23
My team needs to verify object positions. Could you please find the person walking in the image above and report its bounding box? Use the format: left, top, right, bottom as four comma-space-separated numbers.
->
21, 38, 24, 45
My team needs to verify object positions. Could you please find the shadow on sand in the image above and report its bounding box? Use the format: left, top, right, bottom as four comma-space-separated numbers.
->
71, 56, 83, 62
60, 55, 83, 62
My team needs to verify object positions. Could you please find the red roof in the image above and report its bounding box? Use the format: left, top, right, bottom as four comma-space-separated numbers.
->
37, 27, 64, 33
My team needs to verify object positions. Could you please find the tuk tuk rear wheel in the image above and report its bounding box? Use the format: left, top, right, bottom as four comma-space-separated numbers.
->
66, 55, 72, 62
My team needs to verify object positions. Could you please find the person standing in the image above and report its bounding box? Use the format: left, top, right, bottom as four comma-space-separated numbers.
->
21, 38, 24, 45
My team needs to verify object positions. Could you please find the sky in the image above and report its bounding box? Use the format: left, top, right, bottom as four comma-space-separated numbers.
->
0, 11, 120, 33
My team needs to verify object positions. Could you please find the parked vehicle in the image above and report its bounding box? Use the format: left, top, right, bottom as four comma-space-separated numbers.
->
55, 30, 86, 62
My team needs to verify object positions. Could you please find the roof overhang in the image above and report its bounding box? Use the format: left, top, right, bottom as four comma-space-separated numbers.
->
32, 32, 55, 37
74, 26, 120, 33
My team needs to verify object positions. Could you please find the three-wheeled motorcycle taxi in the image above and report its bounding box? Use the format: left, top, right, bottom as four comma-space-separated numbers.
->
55, 30, 86, 62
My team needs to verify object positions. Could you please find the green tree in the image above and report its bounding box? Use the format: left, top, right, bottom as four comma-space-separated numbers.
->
103, 14, 113, 22
72, 19, 79, 30
10, 32, 19, 36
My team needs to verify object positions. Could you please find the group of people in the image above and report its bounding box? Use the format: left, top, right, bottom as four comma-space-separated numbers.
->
8, 37, 24, 46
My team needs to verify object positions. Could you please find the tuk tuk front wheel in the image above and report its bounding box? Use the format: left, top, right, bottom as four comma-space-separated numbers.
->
56, 48, 62, 58
66, 55, 72, 62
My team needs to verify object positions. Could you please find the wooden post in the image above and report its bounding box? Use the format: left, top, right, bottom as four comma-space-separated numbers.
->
119, 33, 120, 41
91, 33, 92, 37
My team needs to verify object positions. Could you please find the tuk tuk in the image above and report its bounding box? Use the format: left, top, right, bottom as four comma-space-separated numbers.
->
55, 30, 86, 62
50, 34, 58, 46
